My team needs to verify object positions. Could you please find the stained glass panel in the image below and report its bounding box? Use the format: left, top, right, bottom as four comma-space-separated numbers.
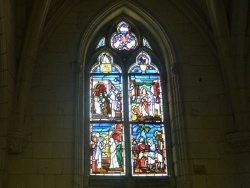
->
130, 123, 167, 176
90, 52, 123, 121
128, 74, 162, 122
143, 37, 152, 49
128, 52, 162, 122
96, 37, 105, 49
128, 52, 167, 176
90, 123, 125, 175
111, 21, 138, 50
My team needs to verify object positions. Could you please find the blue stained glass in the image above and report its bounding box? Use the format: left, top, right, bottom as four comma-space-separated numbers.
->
129, 51, 159, 74
90, 75, 123, 121
91, 52, 121, 74
130, 74, 159, 82
111, 21, 138, 50
128, 52, 163, 123
131, 123, 167, 176
96, 37, 105, 49
90, 52, 123, 122
131, 124, 162, 142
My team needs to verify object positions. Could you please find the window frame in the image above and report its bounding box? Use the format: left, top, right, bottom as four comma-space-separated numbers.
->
74, 4, 181, 185
84, 20, 169, 178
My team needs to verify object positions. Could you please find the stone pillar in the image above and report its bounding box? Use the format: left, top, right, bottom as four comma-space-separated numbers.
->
7, 0, 51, 154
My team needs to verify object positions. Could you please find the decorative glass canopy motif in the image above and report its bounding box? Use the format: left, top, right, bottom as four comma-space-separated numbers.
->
91, 52, 121, 74
129, 51, 159, 74
111, 21, 138, 50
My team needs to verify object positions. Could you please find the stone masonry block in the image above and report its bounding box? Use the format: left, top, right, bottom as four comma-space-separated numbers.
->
191, 175, 207, 188
44, 115, 64, 128
33, 143, 53, 158
57, 128, 73, 142
55, 175, 71, 188
62, 159, 73, 174
52, 143, 72, 159
21, 159, 38, 174
189, 143, 221, 159
38, 159, 63, 174
40, 128, 59, 142
8, 156, 21, 174
26, 175, 45, 188
45, 175, 56, 188
31, 102, 49, 115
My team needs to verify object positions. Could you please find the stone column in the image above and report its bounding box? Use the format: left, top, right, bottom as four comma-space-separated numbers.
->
7, 0, 51, 155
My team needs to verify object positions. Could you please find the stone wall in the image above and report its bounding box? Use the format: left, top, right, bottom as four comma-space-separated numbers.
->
2, 0, 250, 188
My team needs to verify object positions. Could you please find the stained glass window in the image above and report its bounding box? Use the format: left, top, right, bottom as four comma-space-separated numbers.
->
96, 37, 105, 49
143, 37, 152, 49
111, 21, 138, 50
88, 22, 167, 177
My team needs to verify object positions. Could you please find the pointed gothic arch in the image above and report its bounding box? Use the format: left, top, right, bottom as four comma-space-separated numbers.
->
74, 1, 186, 187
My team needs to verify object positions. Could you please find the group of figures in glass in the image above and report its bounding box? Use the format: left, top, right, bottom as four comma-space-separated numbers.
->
90, 124, 124, 174
88, 21, 167, 176
90, 123, 166, 175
